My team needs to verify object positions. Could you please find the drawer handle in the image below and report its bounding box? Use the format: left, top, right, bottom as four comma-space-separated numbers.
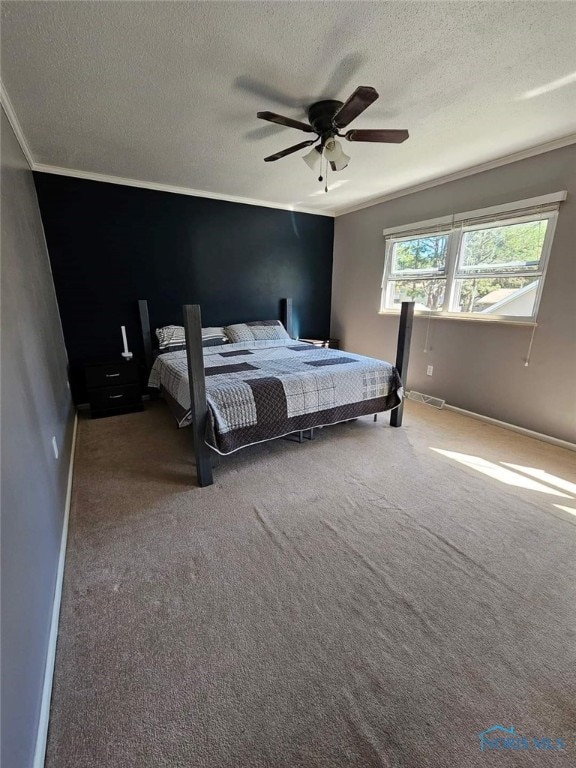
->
106, 373, 120, 378
109, 394, 124, 399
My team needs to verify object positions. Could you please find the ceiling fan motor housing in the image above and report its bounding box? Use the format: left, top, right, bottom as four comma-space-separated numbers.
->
307, 100, 343, 141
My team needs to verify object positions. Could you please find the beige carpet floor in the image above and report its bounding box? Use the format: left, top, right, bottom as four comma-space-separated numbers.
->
46, 400, 576, 767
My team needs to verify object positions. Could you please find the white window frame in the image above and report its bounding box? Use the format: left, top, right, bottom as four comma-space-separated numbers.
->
380, 192, 565, 324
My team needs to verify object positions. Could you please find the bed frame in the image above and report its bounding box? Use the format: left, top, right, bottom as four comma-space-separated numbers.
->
138, 298, 414, 487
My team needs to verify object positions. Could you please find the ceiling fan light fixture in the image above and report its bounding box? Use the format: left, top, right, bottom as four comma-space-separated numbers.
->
323, 138, 350, 171
303, 146, 322, 172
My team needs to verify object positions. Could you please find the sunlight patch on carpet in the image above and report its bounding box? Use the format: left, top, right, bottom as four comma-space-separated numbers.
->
430, 448, 572, 498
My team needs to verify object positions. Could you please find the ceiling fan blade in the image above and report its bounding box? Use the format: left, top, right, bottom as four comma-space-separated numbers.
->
333, 86, 379, 128
257, 111, 315, 133
264, 140, 316, 162
345, 129, 409, 143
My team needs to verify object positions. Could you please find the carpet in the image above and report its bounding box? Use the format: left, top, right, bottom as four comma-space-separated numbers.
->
45, 401, 576, 767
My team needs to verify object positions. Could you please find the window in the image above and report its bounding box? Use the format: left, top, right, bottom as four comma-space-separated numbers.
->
385, 232, 449, 312
381, 194, 564, 322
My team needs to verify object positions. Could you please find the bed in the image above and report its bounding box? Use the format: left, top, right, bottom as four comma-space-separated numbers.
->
139, 299, 414, 487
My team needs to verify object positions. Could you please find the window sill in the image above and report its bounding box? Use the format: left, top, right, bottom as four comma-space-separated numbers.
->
378, 310, 537, 327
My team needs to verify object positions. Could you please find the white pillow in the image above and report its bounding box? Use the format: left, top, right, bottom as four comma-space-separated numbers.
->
156, 325, 227, 349
156, 325, 185, 349
201, 326, 226, 339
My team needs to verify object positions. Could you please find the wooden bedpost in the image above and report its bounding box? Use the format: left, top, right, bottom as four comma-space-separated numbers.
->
390, 301, 415, 428
281, 298, 293, 338
183, 304, 214, 487
138, 299, 153, 372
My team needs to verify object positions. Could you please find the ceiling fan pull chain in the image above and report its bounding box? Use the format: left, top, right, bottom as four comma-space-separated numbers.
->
325, 158, 329, 193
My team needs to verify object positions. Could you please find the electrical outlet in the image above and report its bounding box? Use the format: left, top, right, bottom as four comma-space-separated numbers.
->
427, 365, 434, 376
52, 436, 59, 459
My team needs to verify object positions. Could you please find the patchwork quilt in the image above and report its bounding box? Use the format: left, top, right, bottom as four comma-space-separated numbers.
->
148, 340, 402, 455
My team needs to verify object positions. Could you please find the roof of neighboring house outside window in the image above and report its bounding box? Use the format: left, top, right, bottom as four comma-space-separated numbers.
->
481, 281, 538, 314
477, 288, 519, 305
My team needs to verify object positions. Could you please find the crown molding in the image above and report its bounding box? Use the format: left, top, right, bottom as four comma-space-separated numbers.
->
32, 163, 334, 217
0, 80, 35, 169
331, 133, 576, 217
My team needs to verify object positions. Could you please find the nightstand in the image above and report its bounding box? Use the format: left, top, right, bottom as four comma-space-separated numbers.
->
84, 359, 143, 418
299, 338, 340, 349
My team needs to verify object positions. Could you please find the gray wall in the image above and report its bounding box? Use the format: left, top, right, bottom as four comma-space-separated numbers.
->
1, 109, 75, 768
331, 144, 576, 443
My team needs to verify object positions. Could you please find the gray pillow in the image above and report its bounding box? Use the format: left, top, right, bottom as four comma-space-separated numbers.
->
224, 320, 290, 343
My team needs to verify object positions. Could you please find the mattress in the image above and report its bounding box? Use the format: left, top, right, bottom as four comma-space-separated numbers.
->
148, 339, 402, 454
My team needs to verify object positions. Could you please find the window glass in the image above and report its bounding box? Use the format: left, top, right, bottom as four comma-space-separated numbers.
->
451, 277, 539, 316
458, 219, 548, 275
388, 279, 446, 311
390, 234, 448, 277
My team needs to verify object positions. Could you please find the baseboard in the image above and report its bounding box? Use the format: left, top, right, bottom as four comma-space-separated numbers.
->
443, 404, 576, 452
32, 413, 78, 768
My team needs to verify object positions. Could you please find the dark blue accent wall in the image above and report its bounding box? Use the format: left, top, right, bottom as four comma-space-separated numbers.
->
34, 173, 334, 402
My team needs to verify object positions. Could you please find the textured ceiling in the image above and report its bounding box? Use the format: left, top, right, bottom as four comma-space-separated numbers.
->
2, 1, 576, 215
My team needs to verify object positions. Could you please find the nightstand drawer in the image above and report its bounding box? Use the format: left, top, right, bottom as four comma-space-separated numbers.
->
88, 383, 141, 411
85, 362, 138, 389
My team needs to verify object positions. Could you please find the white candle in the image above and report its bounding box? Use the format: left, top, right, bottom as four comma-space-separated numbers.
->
121, 325, 129, 354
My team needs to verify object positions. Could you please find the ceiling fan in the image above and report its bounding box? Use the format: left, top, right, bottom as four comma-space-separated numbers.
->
256, 86, 409, 181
